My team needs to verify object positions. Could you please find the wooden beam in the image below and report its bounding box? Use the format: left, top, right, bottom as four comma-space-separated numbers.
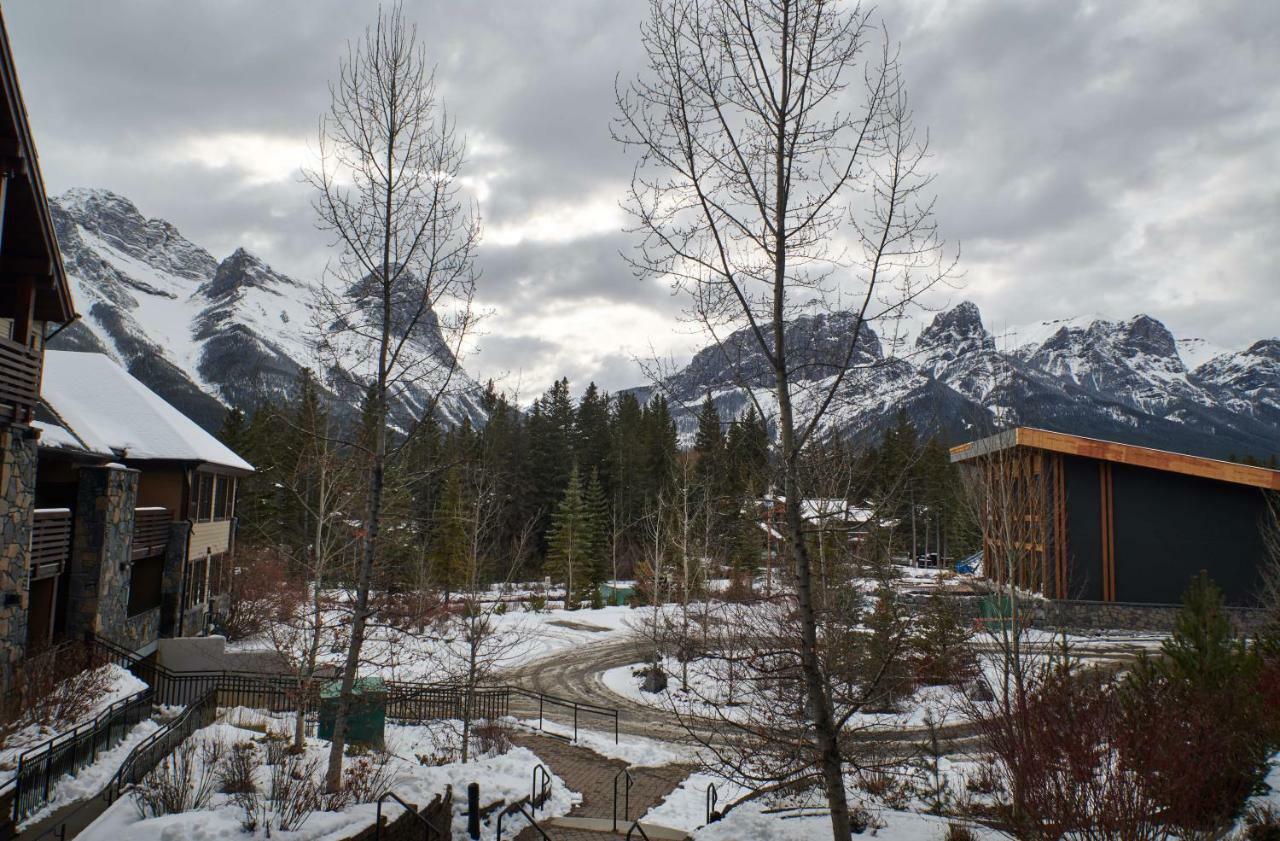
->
954, 426, 1280, 491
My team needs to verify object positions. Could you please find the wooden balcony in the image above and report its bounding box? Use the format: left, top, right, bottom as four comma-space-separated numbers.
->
30, 508, 71, 580
0, 335, 40, 424
131, 506, 172, 560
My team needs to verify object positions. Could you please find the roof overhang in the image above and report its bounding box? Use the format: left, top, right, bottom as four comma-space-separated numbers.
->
951, 427, 1280, 491
0, 10, 74, 325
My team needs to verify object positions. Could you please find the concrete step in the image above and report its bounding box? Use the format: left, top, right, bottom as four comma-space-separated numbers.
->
544, 816, 691, 839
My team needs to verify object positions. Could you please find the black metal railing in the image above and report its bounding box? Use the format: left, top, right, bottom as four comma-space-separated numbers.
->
612, 768, 634, 832
495, 796, 549, 841
374, 790, 448, 841
103, 689, 219, 802
508, 686, 620, 744
9, 687, 154, 824
88, 635, 620, 742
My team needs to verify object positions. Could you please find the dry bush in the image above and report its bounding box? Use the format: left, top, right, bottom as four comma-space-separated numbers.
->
223, 546, 306, 641
133, 739, 219, 818
943, 823, 977, 841
217, 741, 261, 794
324, 750, 398, 810
267, 750, 324, 832
1, 641, 114, 747
1242, 803, 1280, 841
471, 718, 512, 757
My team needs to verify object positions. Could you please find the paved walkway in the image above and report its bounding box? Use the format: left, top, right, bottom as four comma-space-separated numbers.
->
509, 732, 693, 840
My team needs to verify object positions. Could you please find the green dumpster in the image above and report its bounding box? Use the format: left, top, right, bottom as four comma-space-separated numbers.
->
600, 583, 635, 606
976, 594, 1025, 631
318, 677, 386, 748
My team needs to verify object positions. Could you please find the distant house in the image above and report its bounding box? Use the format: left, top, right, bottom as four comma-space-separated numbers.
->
32, 350, 253, 655
0, 5, 78, 691
754, 493, 890, 589
951, 427, 1280, 607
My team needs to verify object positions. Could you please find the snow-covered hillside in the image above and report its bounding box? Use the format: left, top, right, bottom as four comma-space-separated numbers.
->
47, 189, 487, 431
635, 301, 1280, 460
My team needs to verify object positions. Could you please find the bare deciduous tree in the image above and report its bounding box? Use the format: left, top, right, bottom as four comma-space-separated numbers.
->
306, 3, 479, 790
615, 0, 954, 834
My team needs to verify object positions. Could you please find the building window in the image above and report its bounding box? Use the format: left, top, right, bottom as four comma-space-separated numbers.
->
196, 474, 214, 522
128, 556, 164, 616
188, 557, 207, 608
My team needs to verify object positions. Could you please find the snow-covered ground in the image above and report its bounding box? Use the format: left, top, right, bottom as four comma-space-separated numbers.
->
229, 599, 645, 684
80, 712, 580, 841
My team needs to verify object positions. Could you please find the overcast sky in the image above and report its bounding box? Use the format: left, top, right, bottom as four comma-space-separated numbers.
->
8, 0, 1278, 396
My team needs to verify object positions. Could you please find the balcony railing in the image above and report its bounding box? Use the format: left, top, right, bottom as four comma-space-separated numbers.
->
0, 335, 40, 424
30, 508, 72, 580
132, 507, 172, 560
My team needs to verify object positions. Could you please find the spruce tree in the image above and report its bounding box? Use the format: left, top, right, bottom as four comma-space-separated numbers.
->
546, 464, 589, 608
434, 464, 469, 603
583, 467, 610, 605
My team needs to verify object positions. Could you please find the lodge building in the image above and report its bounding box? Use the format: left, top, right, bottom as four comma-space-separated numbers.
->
0, 10, 252, 692
951, 427, 1280, 608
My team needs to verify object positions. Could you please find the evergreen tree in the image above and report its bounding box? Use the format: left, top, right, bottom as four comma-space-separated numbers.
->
583, 467, 610, 603
575, 382, 612, 485
434, 464, 469, 602
546, 464, 591, 608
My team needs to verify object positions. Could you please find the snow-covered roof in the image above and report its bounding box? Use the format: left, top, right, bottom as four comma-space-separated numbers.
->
40, 351, 253, 472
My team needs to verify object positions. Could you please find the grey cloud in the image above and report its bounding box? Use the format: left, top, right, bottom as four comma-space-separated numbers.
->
6, 0, 1278, 396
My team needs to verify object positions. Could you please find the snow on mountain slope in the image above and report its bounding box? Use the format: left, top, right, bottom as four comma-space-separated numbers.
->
639, 300, 1280, 461
47, 189, 487, 432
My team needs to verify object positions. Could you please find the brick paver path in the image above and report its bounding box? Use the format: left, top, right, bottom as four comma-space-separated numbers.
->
509, 731, 694, 840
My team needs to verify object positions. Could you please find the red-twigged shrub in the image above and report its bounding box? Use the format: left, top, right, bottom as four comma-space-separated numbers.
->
223, 546, 306, 641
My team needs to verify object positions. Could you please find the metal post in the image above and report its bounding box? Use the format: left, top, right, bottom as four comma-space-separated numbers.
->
573, 705, 578, 742
467, 783, 480, 840
538, 694, 544, 731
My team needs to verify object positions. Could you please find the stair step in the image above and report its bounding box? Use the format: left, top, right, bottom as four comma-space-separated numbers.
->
543, 816, 691, 839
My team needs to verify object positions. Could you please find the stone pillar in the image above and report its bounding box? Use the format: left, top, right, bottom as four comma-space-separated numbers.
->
65, 463, 139, 646
160, 520, 191, 638
0, 425, 37, 691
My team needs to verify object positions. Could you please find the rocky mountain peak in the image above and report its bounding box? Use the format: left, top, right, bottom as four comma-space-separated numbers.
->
52, 188, 216, 281
917, 302, 992, 351
203, 248, 284, 300
1113, 314, 1179, 361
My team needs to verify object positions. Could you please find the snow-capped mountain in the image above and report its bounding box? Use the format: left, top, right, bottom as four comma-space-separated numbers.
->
47, 188, 487, 432
637, 302, 1280, 461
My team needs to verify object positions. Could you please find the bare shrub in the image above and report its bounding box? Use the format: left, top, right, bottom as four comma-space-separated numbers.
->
223, 546, 305, 641
133, 739, 218, 818
471, 718, 512, 757
217, 741, 261, 794
1, 641, 114, 749
1242, 803, 1280, 841
943, 823, 977, 841
325, 750, 398, 810
267, 750, 324, 832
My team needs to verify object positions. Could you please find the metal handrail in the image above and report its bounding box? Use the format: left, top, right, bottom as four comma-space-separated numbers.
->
613, 768, 634, 832
530, 763, 551, 812
375, 791, 445, 840
508, 685, 620, 743
495, 797, 549, 841
626, 818, 653, 840
705, 782, 719, 825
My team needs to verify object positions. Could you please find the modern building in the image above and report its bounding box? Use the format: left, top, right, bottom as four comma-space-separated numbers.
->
951, 427, 1280, 607
32, 350, 253, 655
0, 7, 79, 691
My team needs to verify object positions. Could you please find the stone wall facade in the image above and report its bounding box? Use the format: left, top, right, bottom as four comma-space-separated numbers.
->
903, 588, 1268, 635
0, 425, 37, 691
1035, 598, 1268, 635
64, 463, 156, 651
160, 520, 191, 637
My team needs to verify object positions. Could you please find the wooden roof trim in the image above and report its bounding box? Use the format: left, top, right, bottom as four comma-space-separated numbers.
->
0, 9, 74, 322
951, 427, 1280, 491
